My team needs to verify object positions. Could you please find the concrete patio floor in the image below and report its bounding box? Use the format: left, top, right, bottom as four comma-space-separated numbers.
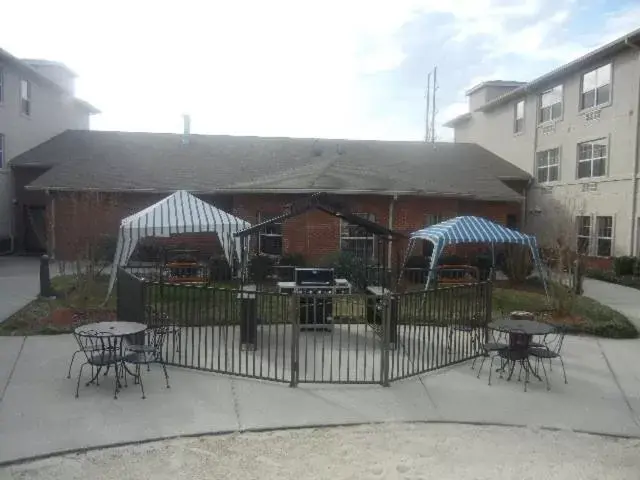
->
0, 333, 639, 465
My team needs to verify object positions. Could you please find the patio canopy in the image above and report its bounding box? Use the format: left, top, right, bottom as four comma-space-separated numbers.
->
106, 190, 250, 298
407, 216, 548, 295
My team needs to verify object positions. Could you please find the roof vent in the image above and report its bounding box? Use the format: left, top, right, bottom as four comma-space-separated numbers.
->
336, 143, 345, 155
312, 140, 323, 157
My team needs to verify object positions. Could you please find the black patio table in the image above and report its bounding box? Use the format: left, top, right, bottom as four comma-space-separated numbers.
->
488, 316, 555, 383
74, 321, 147, 385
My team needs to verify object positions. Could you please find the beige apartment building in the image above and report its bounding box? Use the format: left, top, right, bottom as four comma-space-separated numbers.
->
445, 29, 640, 262
0, 49, 98, 252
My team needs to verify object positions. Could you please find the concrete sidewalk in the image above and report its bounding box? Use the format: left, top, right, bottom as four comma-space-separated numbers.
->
1, 333, 639, 465
583, 278, 640, 329
0, 256, 42, 323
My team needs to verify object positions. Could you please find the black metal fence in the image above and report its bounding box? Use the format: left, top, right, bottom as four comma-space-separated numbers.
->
117, 268, 491, 385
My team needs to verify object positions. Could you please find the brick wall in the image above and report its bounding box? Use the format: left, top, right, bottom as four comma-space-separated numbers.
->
50, 190, 522, 265
51, 192, 229, 260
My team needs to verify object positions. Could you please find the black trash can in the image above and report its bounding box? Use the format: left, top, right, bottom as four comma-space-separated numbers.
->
239, 291, 257, 350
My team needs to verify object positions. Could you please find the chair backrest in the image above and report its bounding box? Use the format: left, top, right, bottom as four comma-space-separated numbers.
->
73, 330, 117, 359
146, 326, 170, 350
543, 329, 565, 354
508, 328, 529, 350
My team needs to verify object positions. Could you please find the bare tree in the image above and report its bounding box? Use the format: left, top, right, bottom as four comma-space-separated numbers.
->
528, 194, 587, 313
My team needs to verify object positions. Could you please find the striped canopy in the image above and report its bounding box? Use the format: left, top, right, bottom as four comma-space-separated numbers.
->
106, 190, 250, 297
409, 216, 547, 294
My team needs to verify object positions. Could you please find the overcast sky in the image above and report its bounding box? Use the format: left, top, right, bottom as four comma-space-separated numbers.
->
1, 0, 639, 141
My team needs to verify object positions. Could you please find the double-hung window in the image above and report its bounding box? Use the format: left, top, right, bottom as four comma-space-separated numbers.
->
577, 139, 607, 179
581, 64, 611, 110
20, 79, 31, 116
514, 100, 524, 133
539, 85, 562, 123
257, 213, 283, 256
576, 216, 591, 255
340, 213, 376, 259
535, 148, 560, 183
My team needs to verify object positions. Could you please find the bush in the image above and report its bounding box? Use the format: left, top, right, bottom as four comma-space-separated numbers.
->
279, 253, 306, 267
248, 255, 275, 284
614, 256, 637, 276
470, 253, 492, 281
500, 244, 534, 284
320, 251, 369, 290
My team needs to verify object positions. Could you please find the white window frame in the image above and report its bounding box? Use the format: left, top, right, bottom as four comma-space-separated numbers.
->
538, 85, 563, 124
340, 213, 376, 259
576, 215, 591, 256
535, 148, 560, 183
0, 67, 4, 104
256, 212, 283, 257
0, 134, 4, 169
595, 215, 614, 257
514, 99, 525, 134
577, 138, 607, 179
580, 63, 611, 111
20, 79, 31, 116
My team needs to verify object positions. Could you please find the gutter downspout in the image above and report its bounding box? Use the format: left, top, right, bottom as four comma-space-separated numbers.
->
388, 194, 397, 271
626, 37, 640, 255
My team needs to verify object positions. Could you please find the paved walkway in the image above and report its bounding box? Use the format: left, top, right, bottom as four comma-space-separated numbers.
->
582, 278, 640, 329
0, 256, 42, 323
1, 333, 639, 465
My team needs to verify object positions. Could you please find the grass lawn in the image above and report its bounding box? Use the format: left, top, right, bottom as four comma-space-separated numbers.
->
492, 287, 638, 339
1, 275, 637, 339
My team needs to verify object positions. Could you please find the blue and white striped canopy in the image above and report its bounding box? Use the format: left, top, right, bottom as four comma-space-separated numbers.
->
410, 216, 535, 247
408, 216, 547, 295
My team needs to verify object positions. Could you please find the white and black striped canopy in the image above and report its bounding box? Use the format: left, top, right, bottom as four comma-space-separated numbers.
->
106, 190, 250, 297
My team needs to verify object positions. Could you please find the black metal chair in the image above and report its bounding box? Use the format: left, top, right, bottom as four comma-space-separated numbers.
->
529, 329, 567, 390
123, 326, 171, 399
67, 316, 101, 379
488, 328, 532, 391
145, 305, 181, 353
447, 312, 483, 354
73, 330, 123, 399
473, 328, 508, 377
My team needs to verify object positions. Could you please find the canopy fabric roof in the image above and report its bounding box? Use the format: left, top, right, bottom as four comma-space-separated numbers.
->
410, 216, 535, 246
106, 190, 250, 297
408, 216, 547, 295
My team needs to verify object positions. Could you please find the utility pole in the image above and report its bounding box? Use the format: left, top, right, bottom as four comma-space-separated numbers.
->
425, 72, 432, 142
431, 66, 438, 144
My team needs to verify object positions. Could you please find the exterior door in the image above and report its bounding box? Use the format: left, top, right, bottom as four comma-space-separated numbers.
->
23, 206, 47, 253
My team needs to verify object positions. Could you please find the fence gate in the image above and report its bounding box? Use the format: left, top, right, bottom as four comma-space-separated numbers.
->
118, 269, 490, 386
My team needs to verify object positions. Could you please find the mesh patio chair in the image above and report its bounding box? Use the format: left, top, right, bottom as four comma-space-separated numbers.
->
529, 329, 567, 390
447, 312, 484, 354
529, 308, 555, 348
145, 305, 181, 353
73, 330, 123, 399
487, 328, 532, 391
67, 315, 102, 379
472, 328, 508, 376
123, 326, 171, 399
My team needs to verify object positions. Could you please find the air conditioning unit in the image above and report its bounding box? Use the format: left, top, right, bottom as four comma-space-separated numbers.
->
581, 182, 598, 192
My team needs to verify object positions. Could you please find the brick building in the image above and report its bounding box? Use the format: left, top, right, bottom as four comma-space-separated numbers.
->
11, 130, 529, 264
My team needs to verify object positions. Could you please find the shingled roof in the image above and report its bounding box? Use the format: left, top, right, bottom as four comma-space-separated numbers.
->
14, 130, 530, 201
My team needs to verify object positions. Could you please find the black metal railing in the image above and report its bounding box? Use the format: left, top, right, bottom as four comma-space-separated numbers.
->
116, 271, 491, 385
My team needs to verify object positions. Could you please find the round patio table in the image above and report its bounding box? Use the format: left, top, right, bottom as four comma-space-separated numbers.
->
75, 321, 147, 337
488, 319, 555, 337
74, 322, 148, 386
488, 318, 555, 383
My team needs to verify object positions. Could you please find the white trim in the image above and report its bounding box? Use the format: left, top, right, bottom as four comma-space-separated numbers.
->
579, 62, 612, 112
538, 84, 563, 125
339, 212, 377, 258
